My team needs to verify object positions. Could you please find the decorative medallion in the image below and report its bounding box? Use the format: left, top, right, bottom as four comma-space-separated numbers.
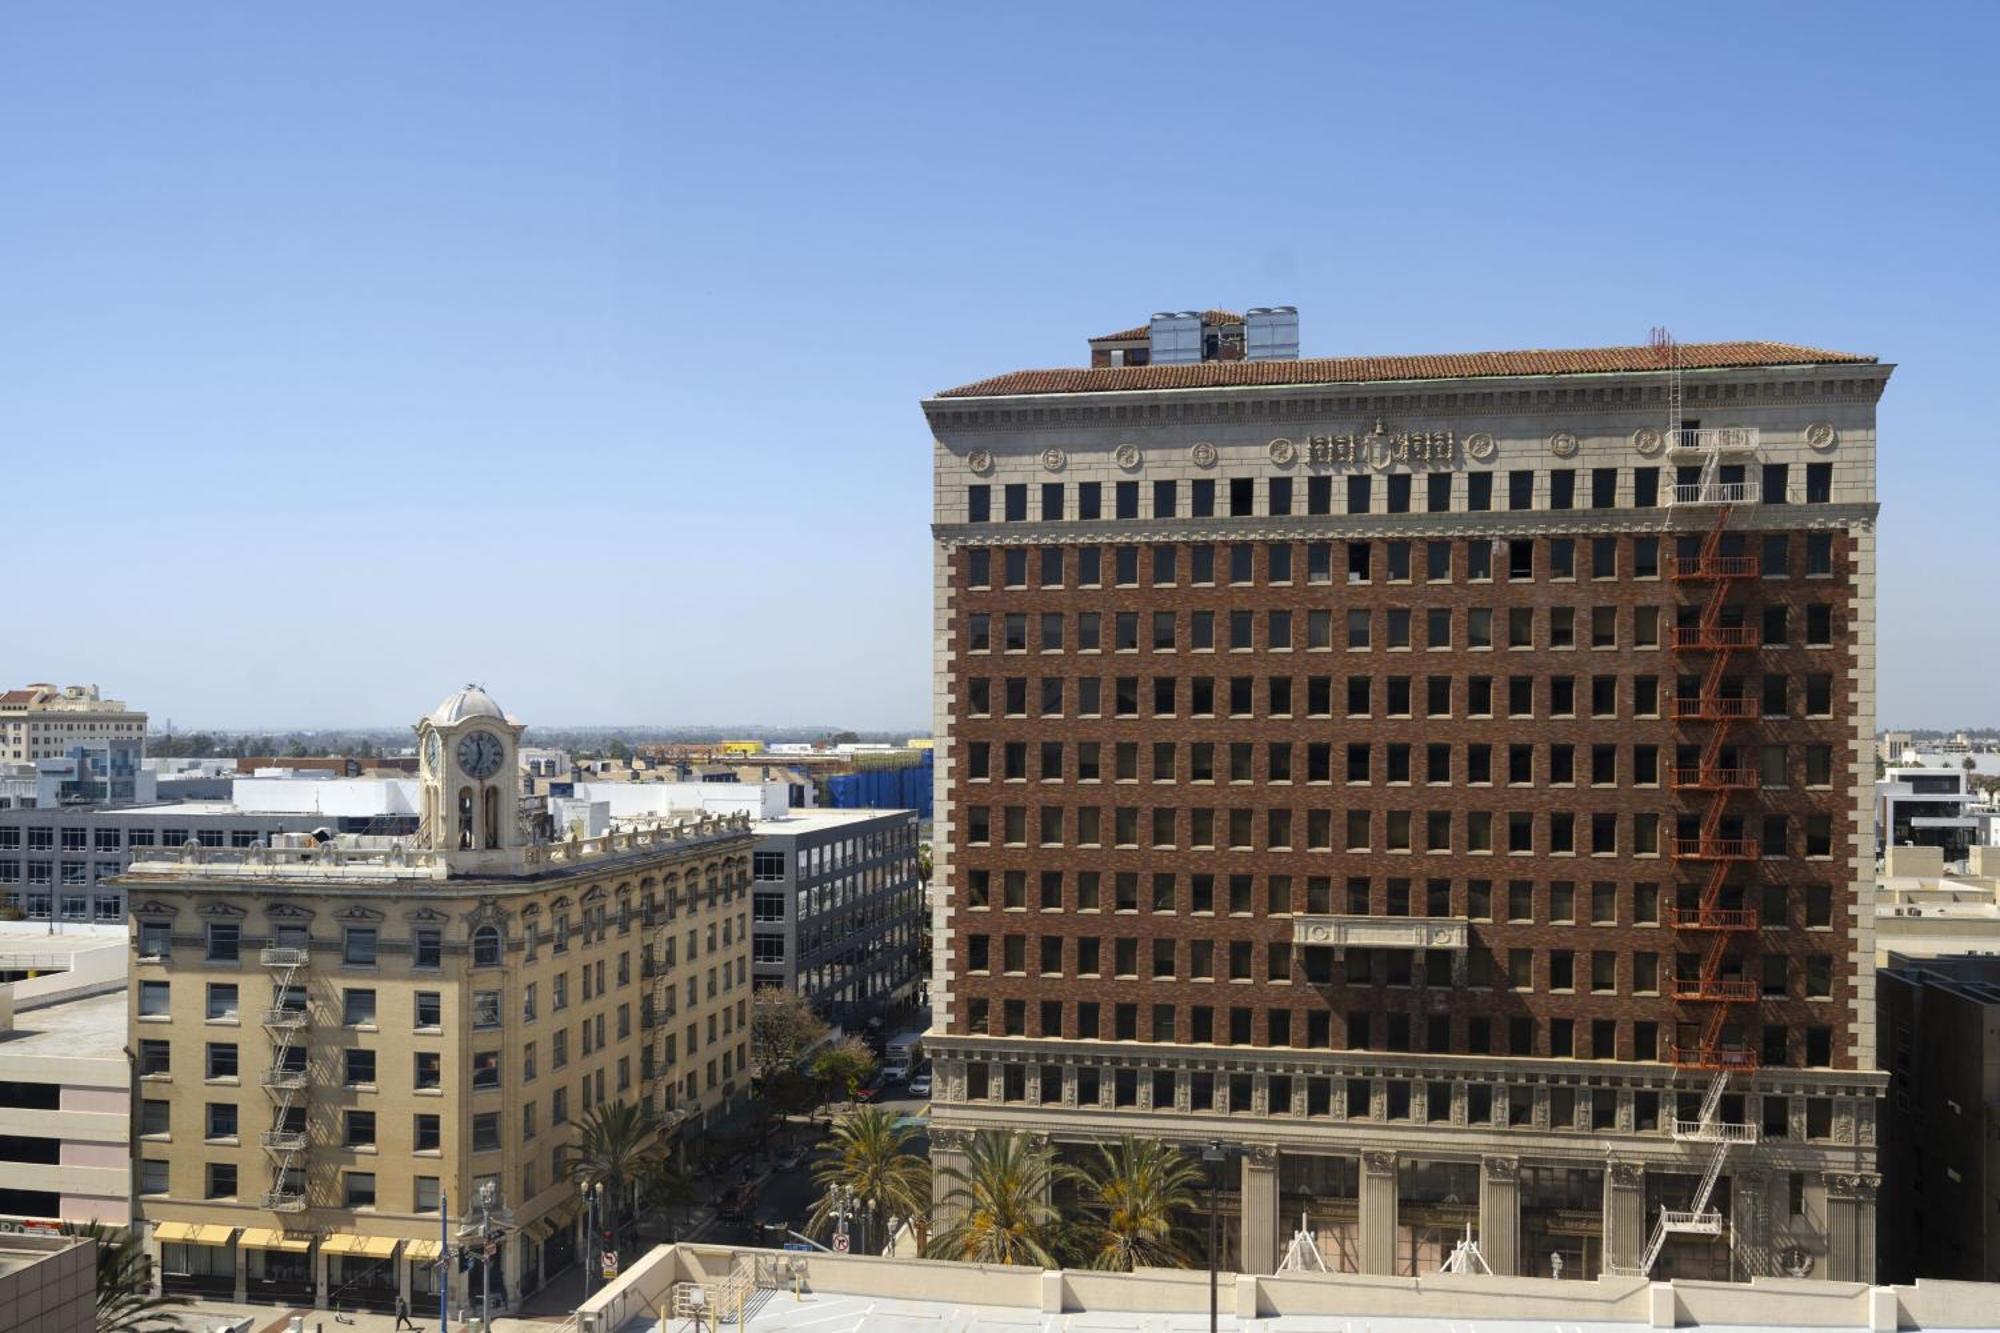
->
965, 449, 993, 475
1632, 426, 1665, 456
1114, 443, 1142, 470
1549, 430, 1580, 458
1805, 421, 1838, 451
1465, 431, 1497, 462
1267, 437, 1297, 466
1190, 441, 1218, 468
1040, 447, 1067, 473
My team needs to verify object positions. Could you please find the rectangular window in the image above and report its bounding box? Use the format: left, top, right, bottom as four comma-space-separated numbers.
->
343, 928, 378, 966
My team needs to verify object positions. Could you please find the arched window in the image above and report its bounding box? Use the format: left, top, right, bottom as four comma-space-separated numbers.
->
482, 786, 500, 850
457, 788, 475, 850
472, 924, 502, 967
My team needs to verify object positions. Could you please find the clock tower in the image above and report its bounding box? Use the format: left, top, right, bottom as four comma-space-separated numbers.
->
416, 684, 527, 875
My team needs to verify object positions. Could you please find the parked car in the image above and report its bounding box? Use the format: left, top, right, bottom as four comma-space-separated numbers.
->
907, 1071, 932, 1097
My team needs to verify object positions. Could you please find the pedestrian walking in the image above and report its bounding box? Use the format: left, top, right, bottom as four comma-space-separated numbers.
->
395, 1295, 416, 1330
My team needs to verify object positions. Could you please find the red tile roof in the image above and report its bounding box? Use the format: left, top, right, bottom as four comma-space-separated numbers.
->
1088, 310, 1244, 343
937, 340, 1876, 399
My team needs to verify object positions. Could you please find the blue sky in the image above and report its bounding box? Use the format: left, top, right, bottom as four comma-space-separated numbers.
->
3, 3, 1992, 731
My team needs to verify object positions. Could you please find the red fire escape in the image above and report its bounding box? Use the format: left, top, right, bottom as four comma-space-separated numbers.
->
1666, 493, 1761, 1071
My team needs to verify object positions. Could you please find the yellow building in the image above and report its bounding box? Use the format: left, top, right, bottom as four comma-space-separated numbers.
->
123, 686, 754, 1314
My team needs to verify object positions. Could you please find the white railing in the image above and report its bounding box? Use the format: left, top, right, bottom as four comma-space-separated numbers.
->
260, 947, 309, 967
1669, 426, 1760, 454
1672, 1119, 1758, 1144
261, 1129, 308, 1151
1670, 481, 1755, 506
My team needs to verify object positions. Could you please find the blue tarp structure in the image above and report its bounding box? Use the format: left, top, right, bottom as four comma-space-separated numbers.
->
822, 750, 932, 820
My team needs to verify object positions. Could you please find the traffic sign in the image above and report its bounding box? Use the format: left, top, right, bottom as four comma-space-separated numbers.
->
783, 1243, 813, 1253
600, 1251, 619, 1279
831, 1232, 849, 1254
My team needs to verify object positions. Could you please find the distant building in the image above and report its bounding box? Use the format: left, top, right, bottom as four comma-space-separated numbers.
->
1878, 952, 2000, 1282
1876, 766, 1981, 863
0, 684, 145, 765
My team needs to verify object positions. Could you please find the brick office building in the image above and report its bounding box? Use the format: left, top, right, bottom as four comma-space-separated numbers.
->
923, 313, 1889, 1282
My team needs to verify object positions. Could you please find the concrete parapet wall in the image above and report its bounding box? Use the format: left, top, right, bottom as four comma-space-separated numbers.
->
582, 1242, 2000, 1330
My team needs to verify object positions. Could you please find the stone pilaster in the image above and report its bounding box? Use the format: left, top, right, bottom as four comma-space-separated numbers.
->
1603, 1160, 1646, 1273
1480, 1155, 1520, 1276
1240, 1146, 1280, 1275
1359, 1150, 1398, 1275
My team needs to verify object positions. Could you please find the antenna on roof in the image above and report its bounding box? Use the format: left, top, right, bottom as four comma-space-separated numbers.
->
1649, 326, 1682, 439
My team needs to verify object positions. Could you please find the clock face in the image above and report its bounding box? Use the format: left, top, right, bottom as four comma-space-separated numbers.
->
423, 733, 441, 775
456, 730, 506, 780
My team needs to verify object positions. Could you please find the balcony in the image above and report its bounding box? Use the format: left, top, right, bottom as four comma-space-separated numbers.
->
260, 947, 309, 967
1667, 1043, 1760, 1072
1669, 767, 1760, 791
1670, 696, 1757, 722
261, 1189, 308, 1213
1668, 553, 1758, 581
1670, 837, 1760, 862
1670, 481, 1755, 506
261, 1129, 309, 1152
1669, 624, 1758, 651
1669, 426, 1760, 455
1663, 904, 1760, 931
1672, 1119, 1759, 1144
262, 1068, 308, 1091
1670, 975, 1759, 1002
261, 1008, 310, 1030
1293, 915, 1470, 951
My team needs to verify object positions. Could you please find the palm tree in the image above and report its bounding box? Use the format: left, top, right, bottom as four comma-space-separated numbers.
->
1062, 1135, 1205, 1271
925, 1130, 1061, 1266
566, 1099, 666, 1249
62, 1221, 190, 1333
808, 1106, 931, 1252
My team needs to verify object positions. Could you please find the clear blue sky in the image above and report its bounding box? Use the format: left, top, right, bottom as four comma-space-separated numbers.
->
3, 3, 1992, 731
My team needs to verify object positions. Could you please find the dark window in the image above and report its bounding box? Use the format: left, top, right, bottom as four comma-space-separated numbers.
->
1153, 480, 1176, 518
1762, 463, 1789, 505
1191, 479, 1215, 517
1386, 474, 1411, 513
1633, 467, 1659, 508
1467, 472, 1493, 511
967, 486, 990, 523
1427, 472, 1452, 513
1508, 471, 1534, 511
1306, 476, 1332, 515
1549, 470, 1575, 510
1806, 462, 1832, 503
1004, 484, 1027, 522
1591, 467, 1617, 508
1269, 477, 1292, 516
1229, 478, 1255, 516
1115, 481, 1139, 520
1347, 475, 1371, 515
1077, 482, 1101, 521
1040, 482, 1064, 521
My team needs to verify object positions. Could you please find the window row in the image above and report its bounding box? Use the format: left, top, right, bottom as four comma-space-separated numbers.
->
959, 871, 1838, 928
954, 998, 1840, 1067
964, 464, 1839, 524
961, 805, 1841, 857
961, 532, 1839, 590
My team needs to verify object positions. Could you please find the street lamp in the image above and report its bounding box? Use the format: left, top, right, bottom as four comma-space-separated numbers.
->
455, 1181, 516, 1333
1200, 1141, 1233, 1333
582, 1180, 605, 1302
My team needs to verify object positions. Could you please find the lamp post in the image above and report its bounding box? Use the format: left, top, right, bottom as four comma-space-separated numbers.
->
1201, 1141, 1228, 1333
456, 1181, 516, 1332
582, 1180, 604, 1302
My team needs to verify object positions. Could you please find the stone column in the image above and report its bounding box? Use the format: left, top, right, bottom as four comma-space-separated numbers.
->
314, 1245, 329, 1309
1732, 1169, 1769, 1280
1824, 1173, 1879, 1282
233, 1243, 248, 1305
396, 1247, 412, 1314
1480, 1156, 1520, 1276
1603, 1162, 1646, 1273
1240, 1147, 1280, 1275
503, 1233, 523, 1311
931, 1129, 971, 1224
1359, 1150, 1398, 1275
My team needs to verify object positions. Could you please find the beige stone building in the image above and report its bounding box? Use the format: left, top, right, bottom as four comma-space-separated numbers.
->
0, 684, 145, 765
122, 686, 754, 1314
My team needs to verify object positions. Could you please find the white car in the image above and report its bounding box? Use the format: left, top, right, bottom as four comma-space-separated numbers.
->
907, 1072, 932, 1097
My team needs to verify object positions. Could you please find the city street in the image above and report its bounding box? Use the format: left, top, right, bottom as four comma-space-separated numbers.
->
700, 1089, 930, 1251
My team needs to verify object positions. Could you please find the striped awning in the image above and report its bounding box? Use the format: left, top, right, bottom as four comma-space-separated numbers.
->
403, 1239, 444, 1262
321, 1234, 400, 1259
153, 1222, 236, 1246
238, 1229, 312, 1253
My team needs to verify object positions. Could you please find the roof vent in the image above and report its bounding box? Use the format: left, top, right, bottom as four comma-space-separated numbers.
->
1245, 306, 1300, 361
1149, 312, 1203, 365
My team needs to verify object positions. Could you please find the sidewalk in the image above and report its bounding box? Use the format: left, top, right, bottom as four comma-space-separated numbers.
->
182, 1296, 576, 1333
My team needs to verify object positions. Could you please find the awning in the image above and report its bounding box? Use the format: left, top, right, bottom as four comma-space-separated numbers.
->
238, 1229, 312, 1254
153, 1222, 235, 1246
321, 1234, 401, 1259
404, 1239, 444, 1262
522, 1219, 551, 1243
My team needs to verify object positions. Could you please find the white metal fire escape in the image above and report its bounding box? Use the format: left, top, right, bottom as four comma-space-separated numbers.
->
259, 944, 312, 1212
1614, 1071, 1759, 1277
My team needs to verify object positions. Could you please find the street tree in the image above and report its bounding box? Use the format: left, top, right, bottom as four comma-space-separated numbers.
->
925, 1130, 1062, 1266
1062, 1134, 1205, 1270
565, 1099, 666, 1250
64, 1220, 191, 1333
812, 1035, 877, 1100
807, 1106, 931, 1251
751, 987, 828, 1080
